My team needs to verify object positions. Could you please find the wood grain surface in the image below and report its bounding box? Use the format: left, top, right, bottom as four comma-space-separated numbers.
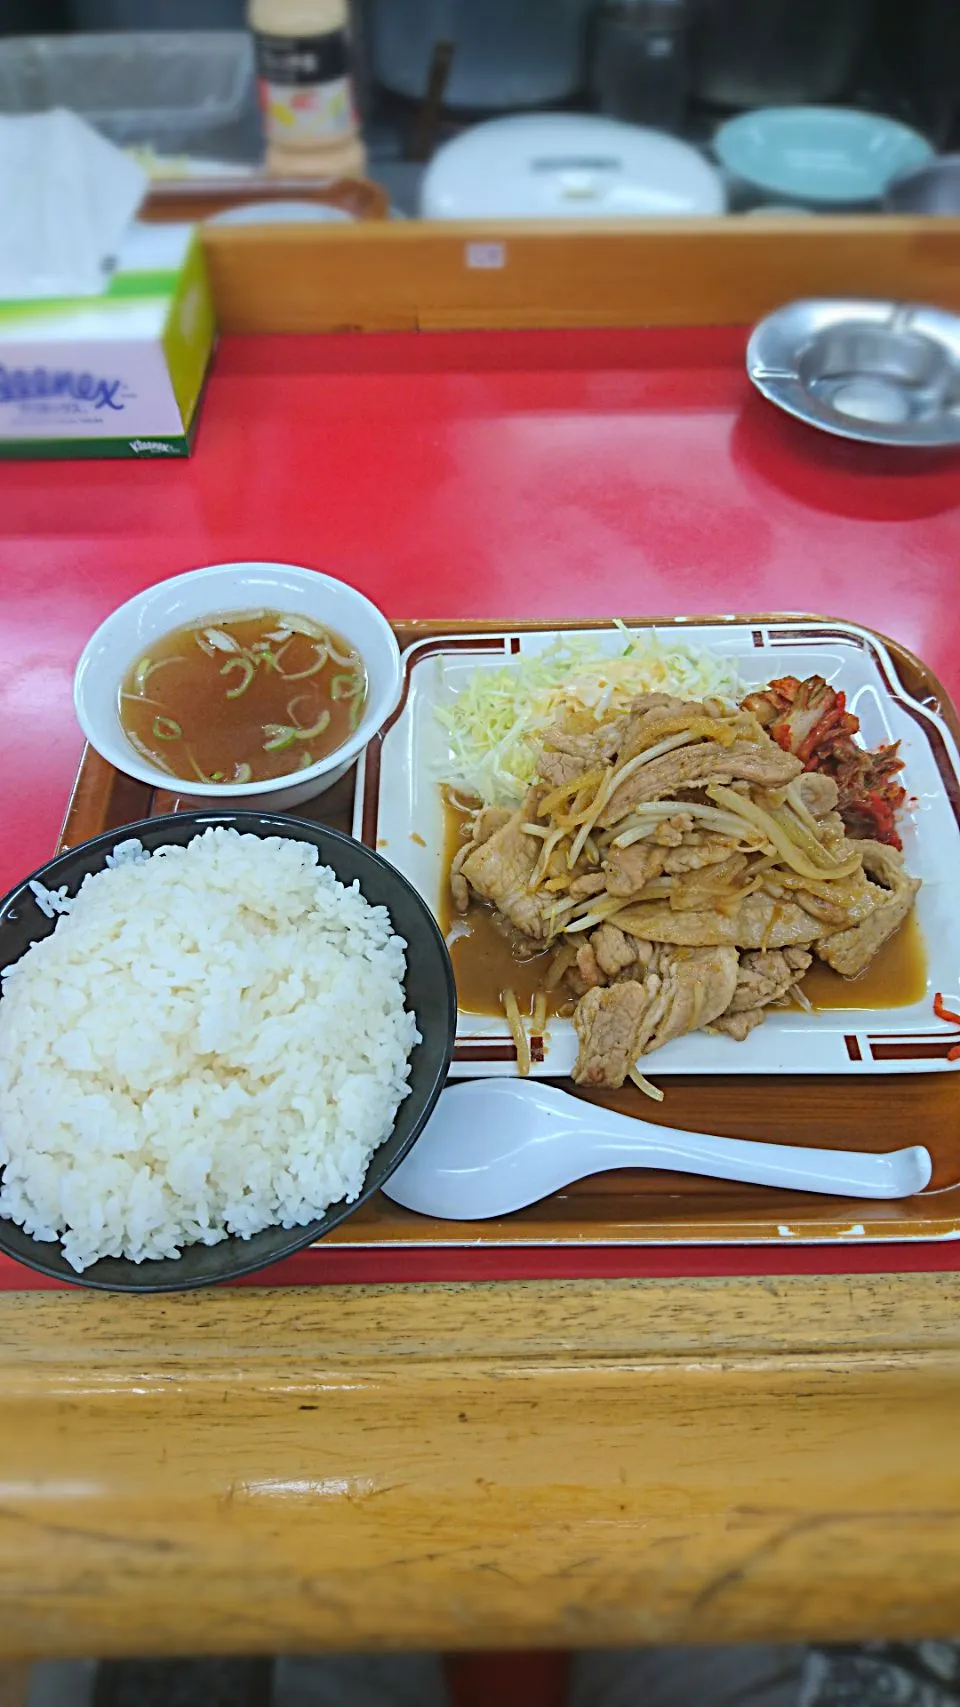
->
0, 1275, 959, 1658
200, 217, 960, 334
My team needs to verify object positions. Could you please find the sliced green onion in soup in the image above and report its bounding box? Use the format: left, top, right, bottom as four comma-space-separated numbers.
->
262, 724, 298, 752
262, 711, 330, 751
220, 656, 256, 698
330, 671, 360, 700
247, 641, 287, 672
292, 710, 331, 741
152, 715, 182, 741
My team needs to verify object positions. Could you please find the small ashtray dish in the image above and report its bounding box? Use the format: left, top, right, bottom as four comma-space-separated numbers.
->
746, 298, 960, 447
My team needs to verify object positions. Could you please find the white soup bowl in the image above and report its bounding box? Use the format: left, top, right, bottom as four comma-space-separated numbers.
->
74, 561, 402, 811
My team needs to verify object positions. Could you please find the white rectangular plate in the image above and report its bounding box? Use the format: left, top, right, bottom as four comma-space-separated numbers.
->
353, 620, 960, 1078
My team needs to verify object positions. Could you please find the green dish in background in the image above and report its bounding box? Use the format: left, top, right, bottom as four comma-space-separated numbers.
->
714, 106, 934, 207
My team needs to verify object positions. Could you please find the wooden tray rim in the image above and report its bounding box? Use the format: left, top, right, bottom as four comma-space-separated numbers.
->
57, 611, 960, 1252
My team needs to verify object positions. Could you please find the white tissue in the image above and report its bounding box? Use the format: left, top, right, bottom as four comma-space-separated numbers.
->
0, 108, 147, 301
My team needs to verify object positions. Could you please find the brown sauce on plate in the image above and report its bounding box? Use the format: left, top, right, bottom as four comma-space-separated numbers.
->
440, 793, 568, 1019
440, 793, 926, 1018
801, 908, 926, 1011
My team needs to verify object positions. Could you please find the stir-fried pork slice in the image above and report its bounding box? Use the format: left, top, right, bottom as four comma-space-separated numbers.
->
575, 940, 604, 991
459, 789, 556, 939
568, 871, 608, 901
572, 982, 651, 1087
725, 947, 812, 1013
601, 818, 735, 898
652, 814, 694, 846
712, 1009, 767, 1041
660, 832, 741, 875
537, 749, 588, 790
634, 946, 739, 1056
603, 841, 668, 896
815, 840, 920, 977
616, 695, 724, 760
592, 922, 638, 977
535, 719, 628, 790
787, 868, 878, 930
450, 806, 513, 912
599, 736, 802, 825
667, 852, 750, 913
794, 772, 839, 818
708, 947, 812, 1041
572, 946, 739, 1086
613, 892, 822, 950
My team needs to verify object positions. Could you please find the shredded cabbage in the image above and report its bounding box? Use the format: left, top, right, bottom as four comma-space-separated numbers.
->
437, 625, 743, 807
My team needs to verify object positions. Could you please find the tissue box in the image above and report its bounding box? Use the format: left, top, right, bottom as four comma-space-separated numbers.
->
0, 223, 214, 460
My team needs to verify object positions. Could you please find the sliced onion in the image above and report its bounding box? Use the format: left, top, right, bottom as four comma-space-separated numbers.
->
706, 784, 861, 880
530, 825, 568, 889
628, 1066, 665, 1101
125, 729, 176, 776
278, 645, 329, 681
200, 627, 240, 654
502, 988, 531, 1077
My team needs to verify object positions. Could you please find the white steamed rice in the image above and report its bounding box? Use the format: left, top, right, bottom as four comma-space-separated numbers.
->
0, 828, 420, 1272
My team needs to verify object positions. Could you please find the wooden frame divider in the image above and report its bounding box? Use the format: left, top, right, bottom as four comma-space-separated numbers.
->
201, 214, 960, 335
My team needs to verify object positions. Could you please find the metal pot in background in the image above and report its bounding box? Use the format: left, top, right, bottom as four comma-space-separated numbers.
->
0, 0, 69, 28
365, 0, 592, 110
589, 0, 689, 133
848, 0, 960, 151
885, 156, 960, 213
689, 0, 872, 108
69, 0, 246, 22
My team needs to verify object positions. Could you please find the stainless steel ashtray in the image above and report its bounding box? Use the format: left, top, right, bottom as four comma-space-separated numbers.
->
747, 299, 960, 447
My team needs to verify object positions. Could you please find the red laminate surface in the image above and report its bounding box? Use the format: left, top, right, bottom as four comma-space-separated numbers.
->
1, 326, 959, 1287
2, 327, 959, 889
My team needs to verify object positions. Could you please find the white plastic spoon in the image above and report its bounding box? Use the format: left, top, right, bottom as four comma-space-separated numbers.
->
383, 1080, 933, 1219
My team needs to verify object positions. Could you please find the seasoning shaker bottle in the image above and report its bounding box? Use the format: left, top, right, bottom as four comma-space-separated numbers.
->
248, 0, 366, 176
590, 0, 689, 134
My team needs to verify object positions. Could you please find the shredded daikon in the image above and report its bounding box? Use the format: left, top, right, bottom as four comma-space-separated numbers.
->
436, 626, 742, 807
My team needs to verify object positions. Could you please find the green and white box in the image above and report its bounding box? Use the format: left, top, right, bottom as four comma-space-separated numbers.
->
0, 223, 215, 460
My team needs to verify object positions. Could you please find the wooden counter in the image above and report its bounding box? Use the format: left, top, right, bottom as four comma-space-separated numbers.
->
1, 1276, 959, 1655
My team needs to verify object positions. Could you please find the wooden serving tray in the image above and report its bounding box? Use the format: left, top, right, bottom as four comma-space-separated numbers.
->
59, 617, 960, 1255
142, 175, 389, 223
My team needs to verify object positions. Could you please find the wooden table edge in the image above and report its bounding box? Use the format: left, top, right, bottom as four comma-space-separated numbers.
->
0, 1272, 959, 1657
